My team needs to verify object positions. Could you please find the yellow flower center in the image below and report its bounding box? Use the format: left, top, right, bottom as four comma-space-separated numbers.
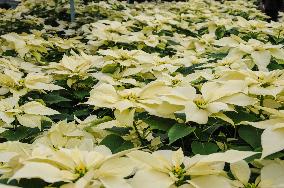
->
257, 75, 264, 81
119, 53, 132, 61
257, 76, 271, 88
172, 166, 184, 176
171, 165, 187, 186
254, 46, 264, 51
260, 82, 270, 88
194, 96, 207, 109
122, 92, 139, 101
14, 79, 25, 90
18, 79, 25, 85
106, 28, 118, 33
245, 183, 258, 188
75, 164, 87, 177
218, 59, 232, 66
171, 79, 181, 86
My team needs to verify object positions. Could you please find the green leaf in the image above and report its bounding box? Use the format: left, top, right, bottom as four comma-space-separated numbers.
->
264, 151, 284, 160
90, 116, 113, 127
73, 109, 92, 117
268, 60, 283, 71
156, 42, 166, 50
143, 116, 176, 131
102, 63, 119, 73
215, 26, 226, 39
230, 145, 252, 151
41, 120, 52, 130
99, 134, 134, 153
50, 113, 73, 121
105, 127, 131, 136
207, 52, 228, 60
73, 90, 89, 100
0, 127, 40, 141
168, 123, 195, 144
192, 127, 211, 141
191, 141, 219, 155
176, 64, 206, 75
2, 50, 17, 57
244, 153, 261, 163
225, 109, 259, 124
43, 94, 71, 104
238, 125, 262, 149
0, 179, 44, 188
79, 77, 97, 87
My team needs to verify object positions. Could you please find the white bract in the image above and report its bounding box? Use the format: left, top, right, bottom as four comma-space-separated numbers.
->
0, 97, 59, 128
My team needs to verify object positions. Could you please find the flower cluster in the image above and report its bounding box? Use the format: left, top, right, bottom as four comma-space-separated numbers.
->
0, 0, 284, 187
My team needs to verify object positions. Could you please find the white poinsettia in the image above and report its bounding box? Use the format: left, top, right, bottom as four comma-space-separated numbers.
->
48, 36, 84, 51
181, 81, 256, 124
0, 141, 32, 179
209, 55, 252, 70
243, 106, 284, 129
98, 49, 142, 67
243, 107, 284, 158
155, 73, 200, 89
156, 79, 255, 125
245, 70, 284, 97
215, 35, 284, 71
10, 145, 136, 188
24, 72, 64, 90
258, 160, 284, 188
1, 33, 29, 58
0, 56, 42, 73
47, 52, 102, 87
1, 32, 50, 58
84, 20, 130, 43
216, 69, 284, 97
127, 32, 160, 47
235, 16, 271, 34
127, 149, 257, 188
179, 34, 215, 55
0, 68, 63, 93
151, 55, 187, 74
260, 123, 284, 159
34, 120, 95, 149
230, 160, 284, 188
86, 81, 183, 118
0, 96, 59, 128
131, 52, 188, 75
92, 72, 139, 86
230, 160, 253, 188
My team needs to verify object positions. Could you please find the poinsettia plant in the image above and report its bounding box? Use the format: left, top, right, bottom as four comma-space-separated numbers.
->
0, 0, 284, 187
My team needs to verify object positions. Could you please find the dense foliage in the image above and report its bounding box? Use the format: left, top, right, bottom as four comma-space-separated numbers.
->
0, 0, 284, 187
